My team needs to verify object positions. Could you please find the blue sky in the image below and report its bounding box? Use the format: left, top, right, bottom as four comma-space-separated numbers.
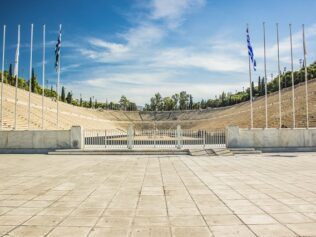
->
1, 0, 316, 105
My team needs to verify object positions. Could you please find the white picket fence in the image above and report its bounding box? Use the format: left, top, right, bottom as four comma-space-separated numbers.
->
84, 126, 225, 150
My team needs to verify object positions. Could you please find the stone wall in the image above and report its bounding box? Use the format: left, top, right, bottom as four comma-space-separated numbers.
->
226, 126, 316, 148
0, 126, 83, 150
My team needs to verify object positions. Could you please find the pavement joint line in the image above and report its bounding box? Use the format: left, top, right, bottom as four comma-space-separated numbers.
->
239, 155, 316, 219
169, 155, 215, 237
6, 158, 116, 237
158, 156, 173, 237
0, 154, 316, 236
87, 156, 132, 237
0, 167, 80, 236
181, 155, 259, 237
186, 155, 309, 236
86, 156, 142, 237
127, 156, 149, 237
32, 160, 107, 236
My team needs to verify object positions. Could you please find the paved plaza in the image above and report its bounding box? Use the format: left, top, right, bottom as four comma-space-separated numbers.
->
0, 153, 315, 237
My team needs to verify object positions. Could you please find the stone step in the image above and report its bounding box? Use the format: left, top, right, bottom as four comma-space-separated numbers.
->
230, 148, 262, 154
232, 151, 262, 154
189, 149, 209, 156
259, 147, 316, 153
212, 148, 234, 156
205, 149, 217, 156
48, 149, 189, 156
229, 148, 257, 151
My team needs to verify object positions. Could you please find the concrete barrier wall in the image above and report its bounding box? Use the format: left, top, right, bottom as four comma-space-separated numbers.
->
0, 126, 83, 150
226, 126, 316, 148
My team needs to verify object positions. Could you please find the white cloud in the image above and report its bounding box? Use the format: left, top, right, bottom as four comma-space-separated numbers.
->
150, 0, 206, 28
61, 63, 81, 73
84, 71, 169, 88
153, 47, 247, 72
89, 38, 129, 53
64, 0, 316, 105
78, 24, 165, 64
121, 23, 165, 47
65, 68, 244, 105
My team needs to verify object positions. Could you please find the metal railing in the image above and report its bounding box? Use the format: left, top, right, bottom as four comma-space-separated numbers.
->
84, 126, 225, 149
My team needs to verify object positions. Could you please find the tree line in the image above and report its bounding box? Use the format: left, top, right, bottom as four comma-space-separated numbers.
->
1, 61, 316, 112
143, 61, 316, 111
0, 64, 138, 111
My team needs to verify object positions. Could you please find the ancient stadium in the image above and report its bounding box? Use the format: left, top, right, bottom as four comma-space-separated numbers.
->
1, 1, 316, 236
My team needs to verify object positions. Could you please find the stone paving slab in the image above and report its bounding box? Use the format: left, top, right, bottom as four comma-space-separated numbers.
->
0, 153, 315, 236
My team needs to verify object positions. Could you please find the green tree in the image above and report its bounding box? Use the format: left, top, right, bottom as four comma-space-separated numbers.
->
8, 64, 13, 85
61, 86, 66, 102
149, 93, 162, 111
261, 78, 265, 95
179, 91, 189, 110
89, 97, 92, 108
128, 102, 137, 111
200, 99, 206, 109
163, 97, 175, 111
144, 104, 150, 111
172, 93, 179, 110
189, 94, 193, 109
119, 95, 129, 110
30, 68, 39, 93
258, 76, 261, 96
251, 81, 255, 96
66, 91, 72, 104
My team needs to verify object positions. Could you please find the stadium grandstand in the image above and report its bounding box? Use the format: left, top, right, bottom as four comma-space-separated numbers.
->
0, 78, 315, 131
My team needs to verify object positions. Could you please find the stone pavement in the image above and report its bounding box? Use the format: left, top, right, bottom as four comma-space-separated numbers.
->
0, 153, 315, 237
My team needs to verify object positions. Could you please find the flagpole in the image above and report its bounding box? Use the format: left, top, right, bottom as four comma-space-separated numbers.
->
276, 23, 282, 128
0, 25, 5, 130
248, 56, 254, 128
14, 25, 20, 130
247, 24, 254, 129
302, 24, 309, 128
28, 24, 33, 129
56, 24, 62, 128
263, 22, 268, 128
42, 25, 45, 129
289, 24, 296, 128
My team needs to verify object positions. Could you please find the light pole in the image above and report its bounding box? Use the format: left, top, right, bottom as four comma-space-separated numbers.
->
283, 67, 287, 88
270, 73, 273, 93
299, 59, 303, 83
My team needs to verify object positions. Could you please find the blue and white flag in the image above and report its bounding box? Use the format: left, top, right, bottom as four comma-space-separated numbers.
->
55, 26, 62, 72
246, 27, 256, 71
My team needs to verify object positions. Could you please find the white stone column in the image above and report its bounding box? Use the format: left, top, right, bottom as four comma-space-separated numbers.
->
127, 124, 134, 150
176, 125, 182, 149
70, 126, 84, 149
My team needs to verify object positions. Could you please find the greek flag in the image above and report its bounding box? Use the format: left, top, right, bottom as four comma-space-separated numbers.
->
246, 27, 256, 71
55, 26, 62, 72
